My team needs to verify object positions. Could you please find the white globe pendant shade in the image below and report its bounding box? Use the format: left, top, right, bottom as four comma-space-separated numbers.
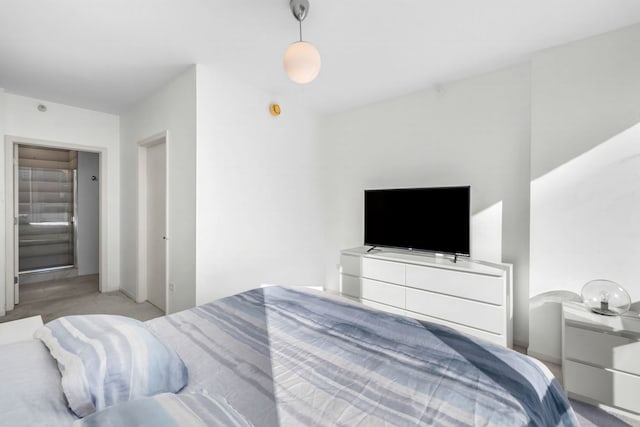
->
283, 41, 321, 84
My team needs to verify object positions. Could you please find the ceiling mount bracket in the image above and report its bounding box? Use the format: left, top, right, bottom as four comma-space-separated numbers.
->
290, 0, 309, 22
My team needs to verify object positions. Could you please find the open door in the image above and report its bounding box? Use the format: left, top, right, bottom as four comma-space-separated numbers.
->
146, 141, 167, 312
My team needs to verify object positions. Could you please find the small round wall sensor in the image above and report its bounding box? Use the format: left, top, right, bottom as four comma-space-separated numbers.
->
269, 103, 281, 116
37, 104, 47, 112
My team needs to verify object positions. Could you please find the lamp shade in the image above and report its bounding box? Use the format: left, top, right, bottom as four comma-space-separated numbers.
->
581, 279, 631, 316
283, 41, 321, 84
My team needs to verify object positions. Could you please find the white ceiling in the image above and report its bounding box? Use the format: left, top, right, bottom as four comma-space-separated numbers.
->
1, 0, 640, 114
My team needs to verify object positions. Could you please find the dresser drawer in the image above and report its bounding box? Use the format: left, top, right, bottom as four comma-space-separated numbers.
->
406, 264, 504, 305
405, 288, 504, 334
361, 258, 405, 284
565, 360, 640, 414
407, 311, 505, 346
564, 325, 640, 376
361, 278, 405, 309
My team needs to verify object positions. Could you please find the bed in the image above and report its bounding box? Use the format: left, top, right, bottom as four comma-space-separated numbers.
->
0, 286, 578, 426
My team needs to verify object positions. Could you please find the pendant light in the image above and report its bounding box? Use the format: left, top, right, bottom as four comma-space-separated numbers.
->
283, 0, 321, 84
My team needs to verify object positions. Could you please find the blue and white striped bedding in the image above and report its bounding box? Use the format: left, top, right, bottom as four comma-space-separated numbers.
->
74, 392, 250, 427
147, 286, 579, 426
34, 314, 188, 417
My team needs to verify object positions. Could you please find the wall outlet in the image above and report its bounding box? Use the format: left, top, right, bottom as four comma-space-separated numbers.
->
169, 283, 175, 292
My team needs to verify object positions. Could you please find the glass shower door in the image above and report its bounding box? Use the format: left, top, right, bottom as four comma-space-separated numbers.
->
18, 167, 75, 272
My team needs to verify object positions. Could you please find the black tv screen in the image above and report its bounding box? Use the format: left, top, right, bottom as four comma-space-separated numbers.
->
364, 186, 470, 256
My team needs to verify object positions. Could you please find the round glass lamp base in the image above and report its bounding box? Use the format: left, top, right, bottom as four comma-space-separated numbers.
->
590, 307, 621, 316
581, 279, 631, 317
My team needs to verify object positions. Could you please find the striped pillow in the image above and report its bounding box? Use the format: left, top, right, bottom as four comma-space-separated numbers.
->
34, 315, 188, 417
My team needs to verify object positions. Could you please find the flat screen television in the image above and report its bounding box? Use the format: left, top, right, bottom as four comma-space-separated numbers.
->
364, 186, 470, 256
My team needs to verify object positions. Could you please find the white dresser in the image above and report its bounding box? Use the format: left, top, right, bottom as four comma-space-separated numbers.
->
562, 302, 640, 416
339, 247, 513, 347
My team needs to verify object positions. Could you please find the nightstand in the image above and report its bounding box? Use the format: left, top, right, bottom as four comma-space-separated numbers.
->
562, 301, 640, 416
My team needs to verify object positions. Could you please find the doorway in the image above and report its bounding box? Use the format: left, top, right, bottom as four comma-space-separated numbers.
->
4, 137, 106, 313
137, 133, 167, 313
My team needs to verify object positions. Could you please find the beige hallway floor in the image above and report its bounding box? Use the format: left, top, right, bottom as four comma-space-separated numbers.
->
0, 274, 163, 323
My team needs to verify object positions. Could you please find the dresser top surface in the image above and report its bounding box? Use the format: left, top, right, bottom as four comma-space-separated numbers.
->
341, 247, 508, 277
562, 301, 640, 335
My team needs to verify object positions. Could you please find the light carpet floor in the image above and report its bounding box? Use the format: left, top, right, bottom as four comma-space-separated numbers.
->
571, 398, 638, 427
0, 274, 163, 323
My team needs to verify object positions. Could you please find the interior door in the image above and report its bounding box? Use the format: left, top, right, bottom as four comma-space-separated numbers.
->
146, 142, 166, 312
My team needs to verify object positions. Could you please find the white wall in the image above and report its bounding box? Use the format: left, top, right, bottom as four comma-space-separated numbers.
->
77, 151, 100, 275
529, 24, 640, 361
318, 64, 532, 344
120, 67, 197, 313
0, 88, 5, 316
194, 65, 326, 304
1, 93, 120, 301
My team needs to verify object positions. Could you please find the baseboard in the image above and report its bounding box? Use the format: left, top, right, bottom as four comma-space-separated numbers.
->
119, 287, 139, 303
512, 339, 528, 350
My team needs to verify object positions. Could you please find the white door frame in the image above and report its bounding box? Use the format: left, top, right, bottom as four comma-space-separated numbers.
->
4, 136, 108, 312
136, 131, 169, 312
